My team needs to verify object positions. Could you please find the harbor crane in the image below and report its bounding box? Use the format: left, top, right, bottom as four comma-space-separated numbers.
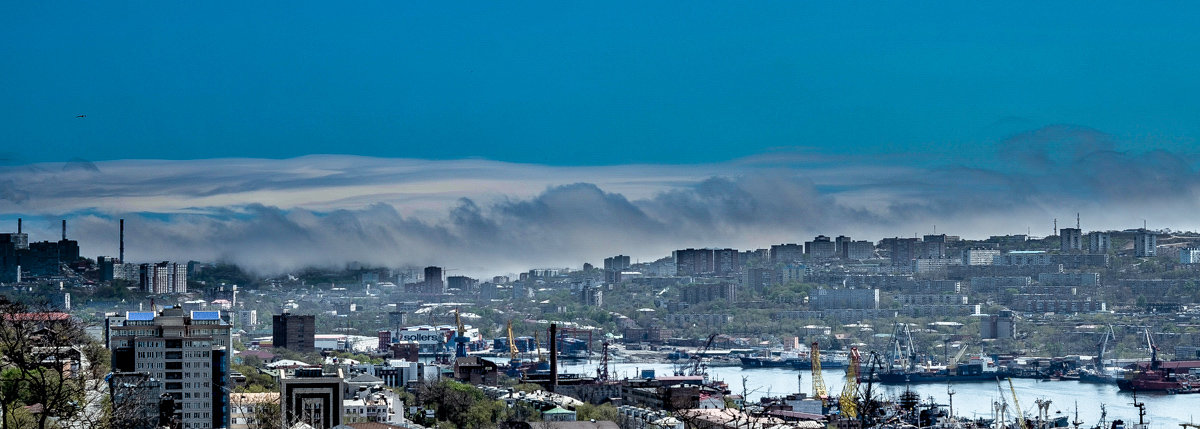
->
690, 333, 718, 377
506, 320, 519, 362
811, 342, 828, 399
1095, 325, 1115, 375
1008, 378, 1026, 429
454, 308, 469, 358
839, 347, 861, 419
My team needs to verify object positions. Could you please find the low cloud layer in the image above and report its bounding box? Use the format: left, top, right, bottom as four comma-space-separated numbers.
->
2, 125, 1198, 276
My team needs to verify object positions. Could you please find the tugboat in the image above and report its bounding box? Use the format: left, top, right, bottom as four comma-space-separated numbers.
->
1117, 328, 1185, 392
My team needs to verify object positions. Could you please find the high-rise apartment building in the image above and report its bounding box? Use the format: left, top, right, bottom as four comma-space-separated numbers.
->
140, 261, 188, 294
1134, 230, 1157, 257
834, 236, 852, 258
962, 248, 1001, 266
844, 241, 875, 260
1087, 232, 1111, 254
1059, 228, 1082, 252
273, 313, 316, 352
105, 307, 232, 429
769, 243, 804, 265
805, 235, 836, 259
887, 238, 920, 267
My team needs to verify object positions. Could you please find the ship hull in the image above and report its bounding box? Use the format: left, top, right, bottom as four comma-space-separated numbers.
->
877, 371, 1011, 384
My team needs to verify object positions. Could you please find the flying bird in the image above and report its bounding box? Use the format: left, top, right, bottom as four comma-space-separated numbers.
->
76, 114, 86, 118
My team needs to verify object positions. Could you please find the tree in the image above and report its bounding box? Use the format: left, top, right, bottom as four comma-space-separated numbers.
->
230, 393, 282, 429
0, 296, 110, 429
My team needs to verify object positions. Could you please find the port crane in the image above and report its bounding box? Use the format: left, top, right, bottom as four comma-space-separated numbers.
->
1094, 325, 1115, 375
690, 333, 718, 377
811, 342, 828, 399
1008, 378, 1026, 429
506, 320, 519, 362
453, 308, 469, 358
838, 347, 861, 419
889, 322, 918, 371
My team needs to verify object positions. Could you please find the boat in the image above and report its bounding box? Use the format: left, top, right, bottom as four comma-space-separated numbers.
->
877, 355, 1010, 384
738, 356, 801, 368
1116, 328, 1194, 392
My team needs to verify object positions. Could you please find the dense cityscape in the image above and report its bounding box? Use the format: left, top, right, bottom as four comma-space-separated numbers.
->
9, 2, 1200, 429
1, 215, 1198, 428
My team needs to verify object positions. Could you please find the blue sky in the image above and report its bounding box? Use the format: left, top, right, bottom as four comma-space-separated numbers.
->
4, 3, 1199, 166
6, 3, 1200, 272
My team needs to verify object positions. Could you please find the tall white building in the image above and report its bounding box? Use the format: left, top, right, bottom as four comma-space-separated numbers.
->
106, 307, 232, 429
962, 248, 1001, 266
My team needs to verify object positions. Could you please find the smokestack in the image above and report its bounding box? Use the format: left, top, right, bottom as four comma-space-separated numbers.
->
119, 219, 125, 262
549, 323, 558, 392
61, 219, 66, 241
17, 218, 21, 234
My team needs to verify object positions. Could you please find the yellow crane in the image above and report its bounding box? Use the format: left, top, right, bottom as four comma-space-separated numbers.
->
811, 342, 828, 399
1008, 378, 1026, 429
507, 320, 519, 361
839, 347, 861, 419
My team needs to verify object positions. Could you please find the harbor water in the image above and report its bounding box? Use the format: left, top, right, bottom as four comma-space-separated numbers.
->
560, 361, 1196, 428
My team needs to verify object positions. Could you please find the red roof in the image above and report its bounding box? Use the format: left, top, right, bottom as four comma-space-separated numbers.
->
4, 312, 70, 322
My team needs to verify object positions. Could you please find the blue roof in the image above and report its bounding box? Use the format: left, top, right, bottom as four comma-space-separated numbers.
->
191, 311, 221, 320
126, 311, 155, 321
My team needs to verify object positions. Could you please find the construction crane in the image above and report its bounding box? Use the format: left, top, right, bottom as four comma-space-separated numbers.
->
839, 347, 861, 419
1008, 378, 1026, 429
811, 342, 828, 399
506, 320, 519, 362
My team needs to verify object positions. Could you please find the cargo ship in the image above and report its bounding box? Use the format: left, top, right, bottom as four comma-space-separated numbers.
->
877, 355, 1009, 384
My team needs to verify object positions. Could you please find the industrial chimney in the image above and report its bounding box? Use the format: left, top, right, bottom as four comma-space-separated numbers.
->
17, 218, 21, 234
549, 323, 558, 392
61, 219, 66, 240
119, 219, 125, 262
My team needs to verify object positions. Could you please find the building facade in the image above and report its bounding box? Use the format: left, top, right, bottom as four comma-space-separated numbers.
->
106, 307, 232, 429
273, 313, 316, 352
